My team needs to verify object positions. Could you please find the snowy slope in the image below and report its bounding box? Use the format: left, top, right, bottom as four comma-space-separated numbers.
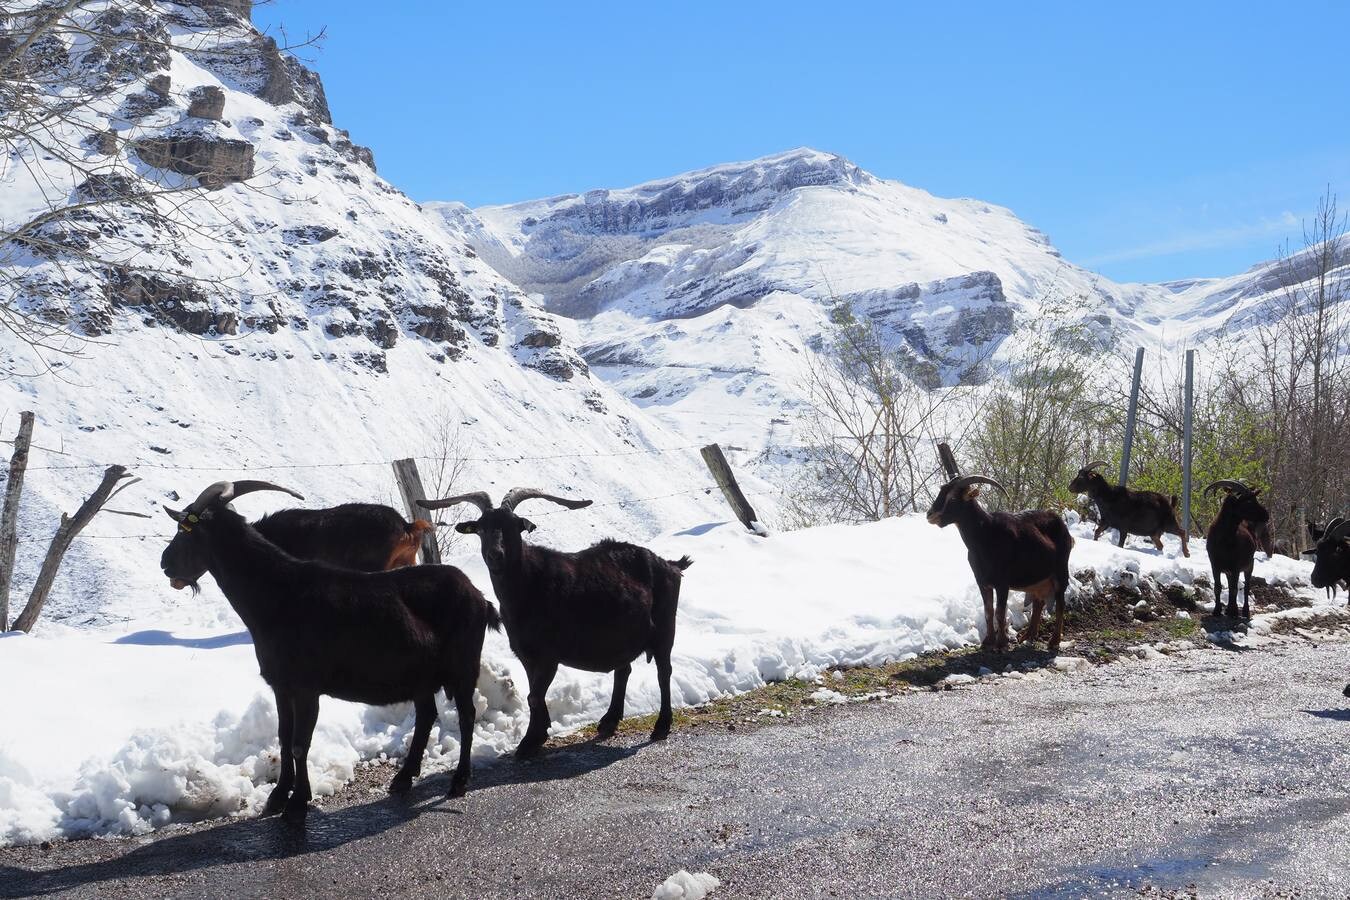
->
0, 1, 732, 629
431, 149, 1348, 488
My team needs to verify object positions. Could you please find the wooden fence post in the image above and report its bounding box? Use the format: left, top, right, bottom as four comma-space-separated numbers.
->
1120, 347, 1145, 487
392, 457, 441, 564
700, 443, 761, 533
12, 465, 138, 633
0, 411, 34, 631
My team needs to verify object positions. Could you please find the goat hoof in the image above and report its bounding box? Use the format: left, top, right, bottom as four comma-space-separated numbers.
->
1343, 683, 1350, 698
447, 781, 467, 799
259, 789, 289, 818
388, 773, 413, 795
1046, 642, 1061, 654
595, 720, 619, 740
515, 740, 546, 759
280, 800, 309, 826
650, 723, 671, 742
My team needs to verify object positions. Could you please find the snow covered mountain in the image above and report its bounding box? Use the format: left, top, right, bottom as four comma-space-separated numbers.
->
430, 149, 1347, 478
0, 0, 721, 629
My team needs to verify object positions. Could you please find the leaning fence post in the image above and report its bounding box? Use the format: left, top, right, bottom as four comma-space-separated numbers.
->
700, 443, 762, 534
0, 411, 34, 631
1181, 350, 1194, 538
1120, 347, 1145, 486
391, 458, 441, 564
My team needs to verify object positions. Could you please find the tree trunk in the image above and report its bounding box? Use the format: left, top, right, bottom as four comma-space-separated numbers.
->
12, 464, 128, 634
0, 411, 34, 631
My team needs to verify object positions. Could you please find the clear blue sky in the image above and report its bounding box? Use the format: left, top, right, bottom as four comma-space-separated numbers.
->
255, 1, 1349, 284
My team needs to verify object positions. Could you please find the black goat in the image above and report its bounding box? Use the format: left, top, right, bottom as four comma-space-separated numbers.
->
420, 487, 690, 757
1202, 479, 1270, 619
1068, 461, 1189, 557
253, 503, 435, 571
1309, 518, 1350, 603
160, 480, 500, 823
927, 474, 1074, 652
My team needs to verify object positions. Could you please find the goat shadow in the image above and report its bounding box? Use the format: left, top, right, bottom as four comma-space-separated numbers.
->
0, 740, 639, 898
112, 629, 252, 649
1302, 708, 1350, 723
1197, 613, 1254, 652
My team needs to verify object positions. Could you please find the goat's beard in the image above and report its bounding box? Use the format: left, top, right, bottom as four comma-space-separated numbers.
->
169, 578, 201, 595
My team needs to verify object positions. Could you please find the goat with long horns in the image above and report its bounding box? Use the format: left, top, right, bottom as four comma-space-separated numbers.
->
926, 472, 1074, 652
160, 480, 500, 821
420, 488, 691, 756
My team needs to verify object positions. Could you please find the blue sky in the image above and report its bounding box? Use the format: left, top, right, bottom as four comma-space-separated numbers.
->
255, 1, 1349, 284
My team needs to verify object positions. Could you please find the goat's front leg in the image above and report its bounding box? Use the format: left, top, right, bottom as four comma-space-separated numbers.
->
1211, 565, 1223, 615
283, 692, 321, 825
1092, 523, 1107, 541
994, 586, 1011, 651
596, 663, 631, 740
978, 585, 995, 648
1242, 568, 1253, 619
516, 660, 558, 759
260, 687, 294, 817
1226, 570, 1241, 619
390, 693, 438, 795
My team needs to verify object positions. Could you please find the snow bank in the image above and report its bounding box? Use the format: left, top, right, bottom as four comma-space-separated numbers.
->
653, 869, 721, 900
0, 514, 1321, 846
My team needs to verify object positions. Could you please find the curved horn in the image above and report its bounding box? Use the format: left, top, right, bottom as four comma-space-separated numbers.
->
1202, 479, 1250, 497
1084, 460, 1109, 471
500, 487, 593, 513
952, 474, 1009, 500
418, 491, 494, 513
937, 442, 960, 479
185, 480, 303, 514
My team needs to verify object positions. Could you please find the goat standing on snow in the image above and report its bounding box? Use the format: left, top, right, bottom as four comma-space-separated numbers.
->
160, 480, 500, 823
1068, 461, 1190, 557
927, 474, 1074, 652
419, 488, 690, 757
1202, 479, 1270, 619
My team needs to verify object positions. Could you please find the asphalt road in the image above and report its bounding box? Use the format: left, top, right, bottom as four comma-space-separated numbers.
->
4, 637, 1350, 899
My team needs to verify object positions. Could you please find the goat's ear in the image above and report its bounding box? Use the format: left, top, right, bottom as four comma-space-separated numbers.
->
519, 517, 537, 533
962, 484, 981, 501
455, 521, 479, 534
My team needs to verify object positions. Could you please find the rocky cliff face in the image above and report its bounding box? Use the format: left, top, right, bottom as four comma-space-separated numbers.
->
3, 0, 595, 383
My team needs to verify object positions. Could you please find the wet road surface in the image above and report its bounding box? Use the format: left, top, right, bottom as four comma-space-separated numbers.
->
3, 638, 1349, 898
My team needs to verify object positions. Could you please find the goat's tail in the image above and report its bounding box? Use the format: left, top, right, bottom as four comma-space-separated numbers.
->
483, 600, 503, 633
669, 555, 693, 572
1170, 494, 1180, 509
406, 519, 436, 540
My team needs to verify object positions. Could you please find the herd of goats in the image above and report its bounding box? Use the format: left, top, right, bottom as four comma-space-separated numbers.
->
155, 457, 1350, 825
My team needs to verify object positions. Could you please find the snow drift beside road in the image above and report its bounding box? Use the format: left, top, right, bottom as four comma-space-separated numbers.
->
0, 514, 1322, 846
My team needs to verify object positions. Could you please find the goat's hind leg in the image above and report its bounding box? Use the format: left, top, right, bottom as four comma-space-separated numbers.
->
651, 652, 674, 742
1242, 567, 1253, 619
446, 673, 477, 798
390, 693, 437, 795
994, 586, 1011, 651
260, 688, 295, 817
282, 692, 320, 825
596, 663, 631, 740
1019, 584, 1046, 645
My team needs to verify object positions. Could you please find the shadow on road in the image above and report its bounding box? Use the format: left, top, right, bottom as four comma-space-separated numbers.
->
1302, 708, 1350, 722
890, 644, 1058, 687
0, 741, 640, 897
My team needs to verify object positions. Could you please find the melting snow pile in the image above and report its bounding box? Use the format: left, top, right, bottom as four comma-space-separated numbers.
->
653, 869, 721, 900
0, 513, 1322, 846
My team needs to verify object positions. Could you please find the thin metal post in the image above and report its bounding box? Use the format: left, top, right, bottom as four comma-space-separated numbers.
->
1182, 350, 1194, 537
1120, 347, 1145, 486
